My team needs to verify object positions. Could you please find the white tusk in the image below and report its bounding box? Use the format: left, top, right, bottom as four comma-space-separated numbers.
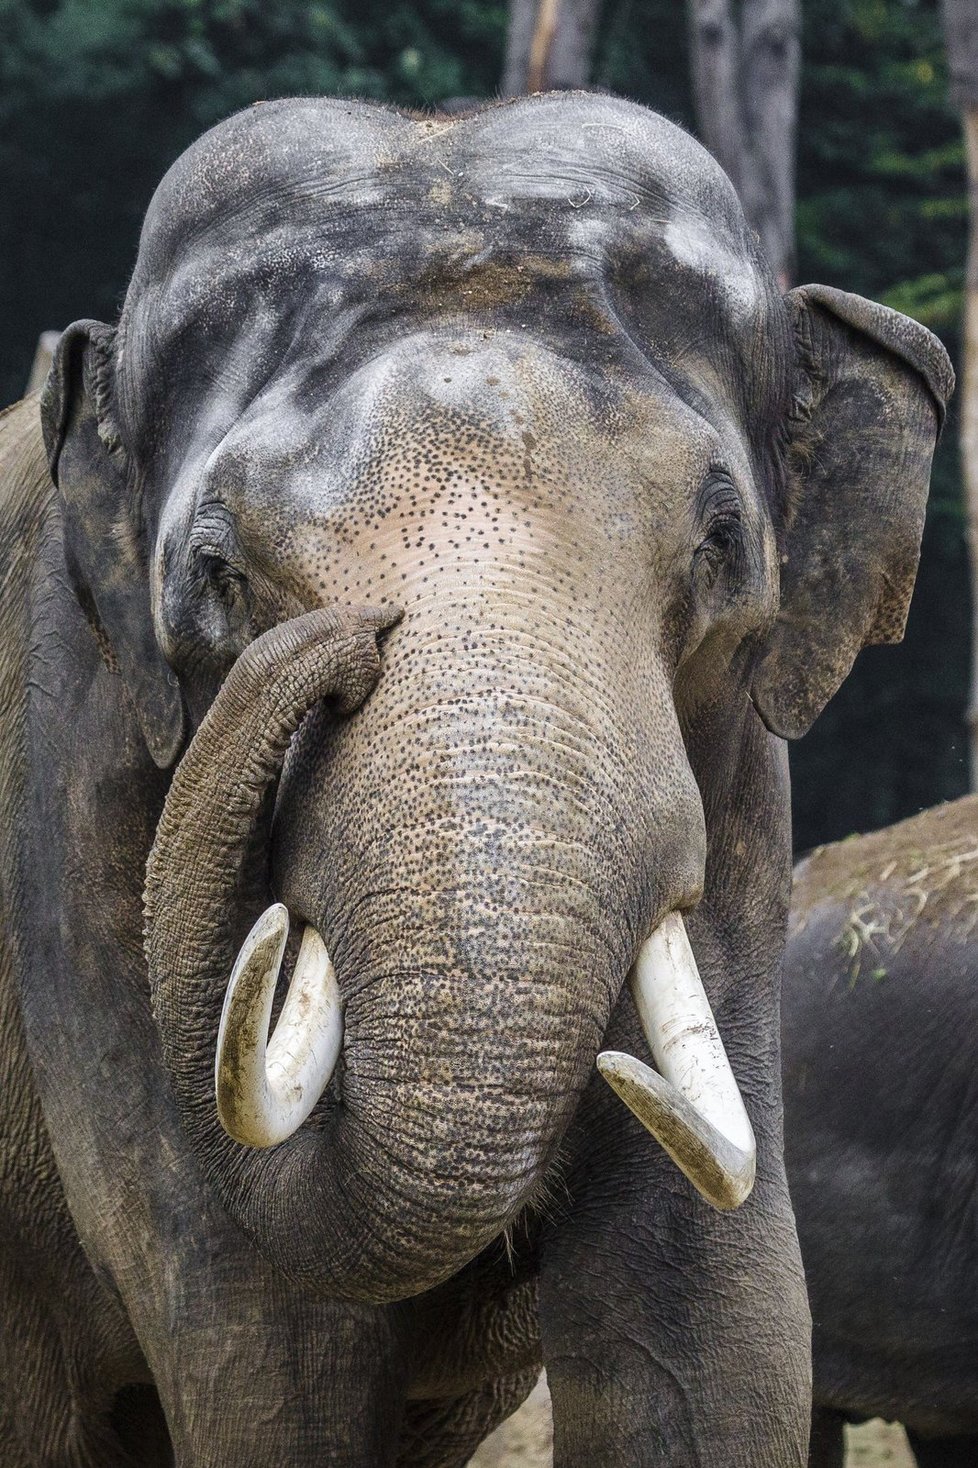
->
215, 903, 343, 1148
597, 912, 756, 1210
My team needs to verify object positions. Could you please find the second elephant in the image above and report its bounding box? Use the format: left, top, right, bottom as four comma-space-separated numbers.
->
785, 795, 978, 1468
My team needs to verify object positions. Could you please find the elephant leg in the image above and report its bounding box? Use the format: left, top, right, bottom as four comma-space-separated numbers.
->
131, 1268, 403, 1468
397, 1370, 540, 1468
0, 1247, 143, 1468
807, 1407, 846, 1468
906, 1432, 978, 1467
0, 1410, 30, 1468
539, 1095, 810, 1466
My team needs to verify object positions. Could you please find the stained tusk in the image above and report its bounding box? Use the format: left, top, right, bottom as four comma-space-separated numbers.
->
597, 912, 756, 1210
215, 903, 343, 1148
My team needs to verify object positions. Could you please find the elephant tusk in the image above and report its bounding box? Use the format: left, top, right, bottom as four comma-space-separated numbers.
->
597, 912, 756, 1210
215, 903, 343, 1147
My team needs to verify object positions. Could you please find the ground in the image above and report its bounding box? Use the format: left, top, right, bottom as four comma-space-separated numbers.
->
468, 1378, 917, 1467
845, 1421, 915, 1467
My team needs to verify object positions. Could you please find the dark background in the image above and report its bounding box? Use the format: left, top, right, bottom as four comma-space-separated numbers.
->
0, 0, 966, 853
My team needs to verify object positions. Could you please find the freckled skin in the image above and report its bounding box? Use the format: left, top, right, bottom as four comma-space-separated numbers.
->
783, 796, 978, 1467
0, 93, 951, 1465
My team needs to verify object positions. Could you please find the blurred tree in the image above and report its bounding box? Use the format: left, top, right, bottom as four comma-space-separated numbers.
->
502, 0, 600, 92
24, 332, 59, 396
687, 0, 801, 286
941, 0, 978, 784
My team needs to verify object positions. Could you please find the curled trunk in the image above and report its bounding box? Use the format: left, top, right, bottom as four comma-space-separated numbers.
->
145, 604, 645, 1301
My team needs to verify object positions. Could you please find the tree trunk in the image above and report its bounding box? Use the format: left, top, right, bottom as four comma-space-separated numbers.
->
688, 0, 747, 196
24, 331, 60, 397
503, 0, 602, 95
687, 0, 800, 288
941, 0, 978, 785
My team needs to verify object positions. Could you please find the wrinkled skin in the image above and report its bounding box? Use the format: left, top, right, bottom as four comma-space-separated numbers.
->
0, 93, 951, 1465
784, 796, 978, 1468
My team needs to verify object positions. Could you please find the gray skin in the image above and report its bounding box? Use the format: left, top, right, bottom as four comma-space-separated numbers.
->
784, 796, 978, 1468
0, 92, 952, 1466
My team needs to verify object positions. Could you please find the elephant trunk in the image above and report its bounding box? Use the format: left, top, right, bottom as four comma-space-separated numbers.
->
145, 601, 725, 1301
145, 606, 419, 1298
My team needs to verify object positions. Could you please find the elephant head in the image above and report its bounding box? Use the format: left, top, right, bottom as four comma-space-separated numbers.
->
41, 95, 951, 1303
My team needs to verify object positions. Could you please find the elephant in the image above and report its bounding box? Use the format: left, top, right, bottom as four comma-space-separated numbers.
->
0, 90, 953, 1466
783, 795, 978, 1468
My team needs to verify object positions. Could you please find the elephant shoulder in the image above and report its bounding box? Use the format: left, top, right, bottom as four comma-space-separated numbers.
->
786, 796, 978, 1036
0, 392, 56, 844
0, 393, 53, 549
791, 798, 978, 938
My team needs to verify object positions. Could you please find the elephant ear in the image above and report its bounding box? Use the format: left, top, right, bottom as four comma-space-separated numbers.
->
40, 319, 185, 768
750, 283, 955, 740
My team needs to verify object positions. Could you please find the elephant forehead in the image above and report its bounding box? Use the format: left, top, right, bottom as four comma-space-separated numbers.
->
134, 93, 747, 259
121, 94, 768, 360
117, 95, 787, 478
189, 338, 731, 607
211, 333, 723, 508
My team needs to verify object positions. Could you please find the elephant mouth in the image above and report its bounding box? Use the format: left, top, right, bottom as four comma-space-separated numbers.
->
215, 902, 756, 1211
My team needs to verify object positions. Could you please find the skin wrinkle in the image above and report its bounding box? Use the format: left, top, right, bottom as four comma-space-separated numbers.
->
337, 682, 624, 735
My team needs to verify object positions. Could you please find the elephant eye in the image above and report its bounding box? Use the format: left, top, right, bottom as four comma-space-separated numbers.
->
696, 514, 740, 559
694, 476, 743, 585
694, 518, 742, 582
194, 544, 249, 616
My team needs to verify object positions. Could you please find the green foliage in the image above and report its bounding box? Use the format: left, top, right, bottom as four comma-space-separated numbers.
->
796, 0, 965, 340
0, 0, 969, 853
0, 0, 507, 109
882, 270, 964, 331
593, 0, 696, 126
